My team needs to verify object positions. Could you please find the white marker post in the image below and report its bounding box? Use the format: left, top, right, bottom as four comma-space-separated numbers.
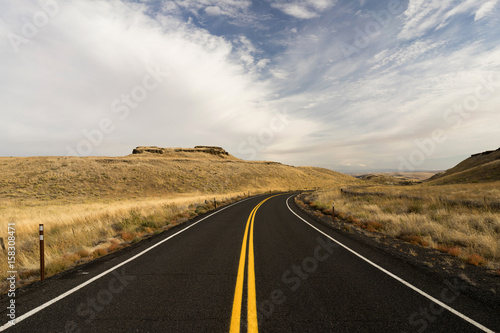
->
39, 224, 45, 281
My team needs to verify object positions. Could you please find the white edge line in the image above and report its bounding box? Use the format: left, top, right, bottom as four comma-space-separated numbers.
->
285, 195, 494, 333
0, 197, 253, 331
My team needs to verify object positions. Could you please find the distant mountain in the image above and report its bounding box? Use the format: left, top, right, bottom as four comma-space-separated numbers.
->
427, 148, 500, 184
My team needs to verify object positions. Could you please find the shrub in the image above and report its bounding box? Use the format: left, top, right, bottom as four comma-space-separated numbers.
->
63, 253, 81, 263
466, 254, 487, 266
195, 206, 207, 215
398, 234, 429, 247
360, 221, 384, 232
436, 245, 462, 257
76, 248, 90, 258
121, 231, 135, 241
346, 215, 359, 224
448, 247, 462, 257
92, 248, 108, 258
107, 242, 119, 252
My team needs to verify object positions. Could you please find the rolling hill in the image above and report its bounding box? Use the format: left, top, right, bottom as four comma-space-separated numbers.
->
0, 146, 358, 203
352, 172, 436, 185
427, 148, 500, 184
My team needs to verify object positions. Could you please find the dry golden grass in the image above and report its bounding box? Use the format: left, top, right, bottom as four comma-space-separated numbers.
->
351, 172, 436, 181
353, 172, 436, 185
0, 192, 247, 291
306, 181, 500, 270
0, 155, 356, 202
0, 154, 359, 292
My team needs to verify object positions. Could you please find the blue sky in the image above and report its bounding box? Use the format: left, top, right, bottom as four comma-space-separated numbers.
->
1, 0, 499, 172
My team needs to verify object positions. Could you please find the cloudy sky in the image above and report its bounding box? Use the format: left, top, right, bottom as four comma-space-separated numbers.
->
1, 0, 499, 172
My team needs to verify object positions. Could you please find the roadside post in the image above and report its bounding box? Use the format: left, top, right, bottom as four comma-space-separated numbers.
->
332, 203, 335, 222
39, 224, 45, 281
214, 197, 217, 209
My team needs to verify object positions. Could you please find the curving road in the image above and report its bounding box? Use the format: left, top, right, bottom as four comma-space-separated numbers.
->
1, 194, 499, 332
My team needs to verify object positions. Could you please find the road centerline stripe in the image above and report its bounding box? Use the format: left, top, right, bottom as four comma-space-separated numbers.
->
247, 201, 259, 332
230, 194, 280, 333
229, 205, 256, 333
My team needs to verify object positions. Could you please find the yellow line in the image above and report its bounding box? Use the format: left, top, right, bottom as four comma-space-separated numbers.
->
229, 205, 256, 333
230, 195, 281, 333
247, 203, 259, 332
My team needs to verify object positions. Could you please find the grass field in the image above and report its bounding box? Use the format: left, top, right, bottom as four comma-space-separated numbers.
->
0, 192, 246, 292
0, 154, 359, 292
304, 182, 500, 272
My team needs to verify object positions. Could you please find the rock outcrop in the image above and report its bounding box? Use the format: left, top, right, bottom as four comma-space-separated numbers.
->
471, 147, 500, 157
132, 146, 231, 158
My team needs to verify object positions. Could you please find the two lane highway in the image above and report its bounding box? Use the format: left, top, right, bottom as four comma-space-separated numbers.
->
1, 194, 498, 332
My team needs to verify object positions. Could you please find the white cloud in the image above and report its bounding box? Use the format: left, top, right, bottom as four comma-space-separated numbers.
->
370, 40, 444, 70
205, 6, 224, 15
270, 0, 337, 19
174, 0, 252, 18
398, 0, 497, 40
0, 0, 260, 155
475, 0, 500, 21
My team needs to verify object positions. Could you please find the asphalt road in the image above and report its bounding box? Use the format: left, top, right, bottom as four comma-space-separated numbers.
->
1, 193, 499, 332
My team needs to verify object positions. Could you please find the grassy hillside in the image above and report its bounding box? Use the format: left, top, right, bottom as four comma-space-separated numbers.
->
0, 148, 358, 290
0, 154, 357, 204
354, 173, 433, 185
352, 172, 436, 183
428, 148, 500, 184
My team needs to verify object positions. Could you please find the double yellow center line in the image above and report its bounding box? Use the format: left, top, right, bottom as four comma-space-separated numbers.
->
229, 195, 280, 333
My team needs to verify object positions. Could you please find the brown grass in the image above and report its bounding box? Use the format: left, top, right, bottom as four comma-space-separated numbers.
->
398, 234, 430, 247
359, 220, 384, 232
0, 155, 357, 204
437, 244, 462, 257
120, 231, 136, 242
467, 254, 487, 266
0, 154, 359, 293
77, 249, 91, 258
305, 182, 500, 270
92, 248, 108, 258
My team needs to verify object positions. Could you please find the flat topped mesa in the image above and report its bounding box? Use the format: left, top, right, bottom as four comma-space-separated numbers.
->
132, 146, 230, 157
